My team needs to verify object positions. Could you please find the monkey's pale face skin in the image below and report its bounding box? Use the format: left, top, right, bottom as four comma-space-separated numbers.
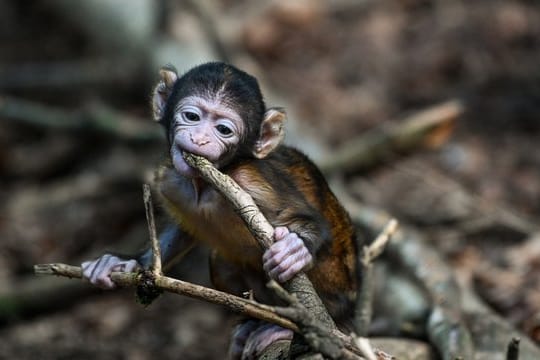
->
171, 96, 245, 178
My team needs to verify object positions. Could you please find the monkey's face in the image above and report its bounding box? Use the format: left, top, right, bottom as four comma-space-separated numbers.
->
152, 62, 286, 178
170, 96, 245, 178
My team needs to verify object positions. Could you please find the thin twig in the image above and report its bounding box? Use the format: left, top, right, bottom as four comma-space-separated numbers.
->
34, 263, 298, 331
353, 260, 374, 338
363, 219, 398, 265
354, 219, 398, 336
142, 184, 162, 276
34, 263, 372, 357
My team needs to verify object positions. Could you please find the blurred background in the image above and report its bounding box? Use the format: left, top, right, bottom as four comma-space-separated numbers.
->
1, 0, 540, 359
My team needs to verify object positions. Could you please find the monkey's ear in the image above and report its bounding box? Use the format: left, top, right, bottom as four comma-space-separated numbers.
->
152, 65, 178, 122
253, 108, 286, 159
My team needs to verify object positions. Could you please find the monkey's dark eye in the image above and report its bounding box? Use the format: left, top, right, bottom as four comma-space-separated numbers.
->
183, 112, 200, 122
216, 124, 233, 136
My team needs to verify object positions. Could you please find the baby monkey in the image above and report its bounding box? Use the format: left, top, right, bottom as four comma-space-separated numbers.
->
82, 62, 358, 359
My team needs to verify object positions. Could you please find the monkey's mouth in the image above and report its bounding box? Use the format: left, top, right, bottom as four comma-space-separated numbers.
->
171, 147, 200, 178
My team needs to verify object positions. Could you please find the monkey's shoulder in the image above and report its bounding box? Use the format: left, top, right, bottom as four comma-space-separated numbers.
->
225, 146, 345, 234
229, 146, 324, 183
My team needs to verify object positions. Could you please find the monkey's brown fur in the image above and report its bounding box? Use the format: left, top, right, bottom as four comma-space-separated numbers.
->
156, 146, 358, 325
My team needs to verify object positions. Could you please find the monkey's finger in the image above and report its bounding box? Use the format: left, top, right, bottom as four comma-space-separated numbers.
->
82, 256, 113, 281
124, 259, 139, 272
93, 273, 116, 289
273, 226, 289, 241
277, 257, 310, 283
263, 248, 298, 273
81, 260, 97, 280
263, 247, 290, 273
265, 254, 295, 281
89, 254, 113, 279
263, 236, 297, 260
262, 234, 304, 265
266, 252, 301, 282
89, 255, 119, 289
111, 259, 139, 273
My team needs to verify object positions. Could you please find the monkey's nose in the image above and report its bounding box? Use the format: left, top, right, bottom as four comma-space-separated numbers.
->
190, 134, 210, 146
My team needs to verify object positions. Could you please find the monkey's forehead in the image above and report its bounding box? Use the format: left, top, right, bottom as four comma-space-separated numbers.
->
174, 96, 243, 120
173, 73, 264, 111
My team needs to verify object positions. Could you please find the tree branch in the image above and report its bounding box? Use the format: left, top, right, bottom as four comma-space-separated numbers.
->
34, 263, 380, 358
354, 219, 398, 336
34, 263, 298, 332
182, 152, 336, 329
142, 184, 162, 276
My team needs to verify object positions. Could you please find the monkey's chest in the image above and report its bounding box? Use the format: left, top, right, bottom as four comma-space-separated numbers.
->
159, 177, 263, 267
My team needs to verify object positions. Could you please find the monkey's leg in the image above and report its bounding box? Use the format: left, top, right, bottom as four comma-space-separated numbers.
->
241, 322, 293, 360
228, 319, 260, 359
210, 252, 293, 359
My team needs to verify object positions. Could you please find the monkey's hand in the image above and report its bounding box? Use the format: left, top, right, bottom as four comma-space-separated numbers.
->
81, 254, 140, 289
229, 320, 293, 360
262, 227, 313, 283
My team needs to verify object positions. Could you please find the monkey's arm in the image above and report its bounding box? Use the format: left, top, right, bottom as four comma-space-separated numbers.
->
81, 224, 193, 289
232, 165, 332, 283
136, 224, 193, 269
259, 204, 332, 282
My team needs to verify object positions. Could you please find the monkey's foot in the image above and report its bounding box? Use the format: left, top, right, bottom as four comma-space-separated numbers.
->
241, 323, 293, 360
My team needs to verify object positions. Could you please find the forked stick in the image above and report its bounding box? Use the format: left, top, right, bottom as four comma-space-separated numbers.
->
182, 152, 336, 329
